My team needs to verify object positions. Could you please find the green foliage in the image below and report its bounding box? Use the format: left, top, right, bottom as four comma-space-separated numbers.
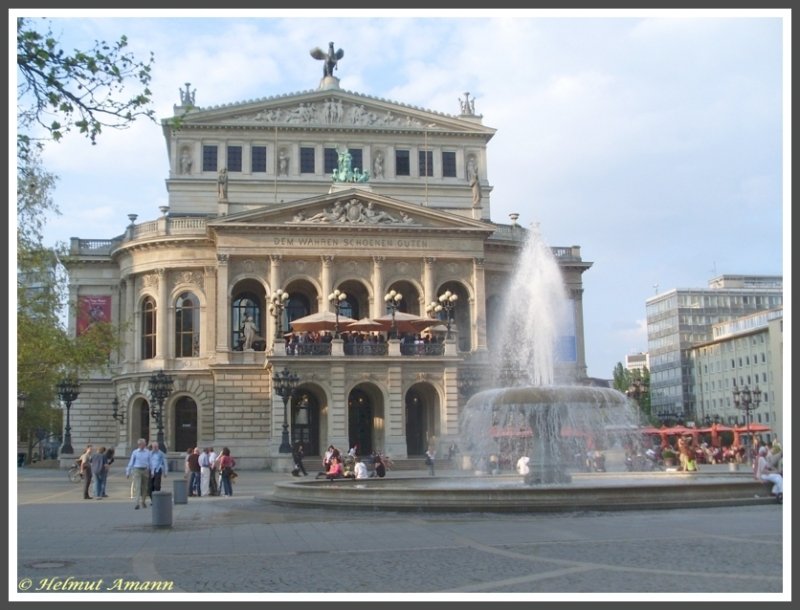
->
16, 17, 156, 158
613, 361, 653, 424
15, 17, 155, 448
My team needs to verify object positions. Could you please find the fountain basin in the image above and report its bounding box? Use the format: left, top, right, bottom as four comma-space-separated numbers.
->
267, 472, 775, 513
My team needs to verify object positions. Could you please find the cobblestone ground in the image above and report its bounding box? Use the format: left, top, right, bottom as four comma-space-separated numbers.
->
14, 468, 787, 601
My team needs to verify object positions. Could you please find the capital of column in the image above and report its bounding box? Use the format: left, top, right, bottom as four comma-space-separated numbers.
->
217, 253, 229, 265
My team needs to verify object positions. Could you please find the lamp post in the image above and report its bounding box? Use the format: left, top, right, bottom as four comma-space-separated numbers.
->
328, 288, 347, 338
148, 370, 174, 452
56, 377, 80, 454
269, 289, 289, 340
273, 367, 299, 453
384, 289, 403, 339
427, 290, 458, 340
626, 378, 648, 425
111, 397, 126, 426
732, 384, 761, 463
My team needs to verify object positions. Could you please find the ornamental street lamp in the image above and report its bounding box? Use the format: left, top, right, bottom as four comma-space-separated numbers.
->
273, 367, 300, 453
148, 370, 174, 452
384, 289, 403, 339
269, 289, 289, 339
111, 397, 126, 425
56, 377, 80, 454
625, 378, 648, 425
328, 288, 347, 338
426, 290, 458, 340
733, 384, 761, 463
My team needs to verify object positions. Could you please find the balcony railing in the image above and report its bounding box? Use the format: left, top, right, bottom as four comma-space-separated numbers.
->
400, 342, 445, 356
344, 343, 389, 356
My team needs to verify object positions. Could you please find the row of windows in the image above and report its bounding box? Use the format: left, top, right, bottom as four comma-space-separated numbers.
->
201, 145, 457, 177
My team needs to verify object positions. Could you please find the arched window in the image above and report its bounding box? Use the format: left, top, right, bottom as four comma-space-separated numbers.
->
175, 292, 200, 357
286, 294, 311, 326
141, 297, 156, 359
232, 293, 261, 350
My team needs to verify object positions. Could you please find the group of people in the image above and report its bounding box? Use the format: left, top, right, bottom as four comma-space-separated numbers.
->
77, 444, 115, 500
124, 439, 169, 509
313, 444, 389, 480
184, 445, 237, 499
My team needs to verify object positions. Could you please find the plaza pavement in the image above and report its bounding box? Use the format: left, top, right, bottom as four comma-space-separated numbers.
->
13, 464, 787, 601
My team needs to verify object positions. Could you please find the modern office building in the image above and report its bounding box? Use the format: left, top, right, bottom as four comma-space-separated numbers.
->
63, 52, 594, 469
692, 307, 783, 443
645, 275, 782, 424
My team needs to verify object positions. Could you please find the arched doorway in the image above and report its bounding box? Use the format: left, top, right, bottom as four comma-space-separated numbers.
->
134, 399, 150, 444
174, 396, 198, 452
347, 387, 374, 455
291, 392, 320, 456
405, 384, 437, 456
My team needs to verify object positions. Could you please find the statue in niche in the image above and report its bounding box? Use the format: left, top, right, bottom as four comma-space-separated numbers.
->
179, 149, 192, 174
310, 42, 344, 77
278, 150, 289, 176
372, 151, 384, 178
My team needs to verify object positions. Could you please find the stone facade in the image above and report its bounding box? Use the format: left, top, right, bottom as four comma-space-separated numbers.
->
64, 66, 593, 470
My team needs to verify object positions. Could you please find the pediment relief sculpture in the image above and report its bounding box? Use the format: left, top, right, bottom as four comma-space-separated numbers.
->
230, 100, 440, 129
292, 199, 416, 225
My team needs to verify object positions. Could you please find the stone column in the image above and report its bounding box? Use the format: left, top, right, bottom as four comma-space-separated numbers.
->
123, 276, 135, 364
155, 268, 168, 360
571, 288, 588, 379
371, 256, 385, 318
215, 254, 230, 362
423, 257, 436, 308
269, 254, 283, 346
321, 255, 334, 301
472, 257, 488, 352
204, 266, 217, 359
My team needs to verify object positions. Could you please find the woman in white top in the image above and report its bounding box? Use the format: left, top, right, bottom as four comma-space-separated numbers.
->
755, 445, 783, 503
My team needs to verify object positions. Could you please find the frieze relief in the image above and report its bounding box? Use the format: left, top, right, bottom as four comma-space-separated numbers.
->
292, 198, 416, 225
173, 270, 204, 290
141, 273, 158, 288
231, 100, 440, 129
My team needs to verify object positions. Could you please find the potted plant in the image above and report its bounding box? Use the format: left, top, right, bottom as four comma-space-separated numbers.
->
662, 448, 677, 467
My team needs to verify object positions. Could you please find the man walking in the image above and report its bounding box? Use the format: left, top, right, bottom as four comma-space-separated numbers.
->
147, 441, 168, 501
125, 438, 151, 509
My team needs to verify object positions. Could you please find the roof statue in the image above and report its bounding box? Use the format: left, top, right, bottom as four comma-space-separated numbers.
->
331, 148, 370, 184
311, 42, 345, 78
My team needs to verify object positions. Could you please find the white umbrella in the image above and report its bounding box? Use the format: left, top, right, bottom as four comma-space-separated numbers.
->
289, 310, 357, 332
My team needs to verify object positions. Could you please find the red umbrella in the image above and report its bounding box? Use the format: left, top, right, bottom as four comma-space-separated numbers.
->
697, 423, 734, 448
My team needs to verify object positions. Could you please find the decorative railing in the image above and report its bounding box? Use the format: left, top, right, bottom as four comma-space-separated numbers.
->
288, 343, 332, 356
400, 343, 445, 356
344, 343, 389, 356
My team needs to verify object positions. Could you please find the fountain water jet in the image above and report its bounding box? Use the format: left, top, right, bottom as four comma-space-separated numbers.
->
269, 224, 768, 512
460, 223, 638, 484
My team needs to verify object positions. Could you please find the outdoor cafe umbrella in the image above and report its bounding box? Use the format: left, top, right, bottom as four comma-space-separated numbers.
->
374, 311, 440, 335
697, 423, 734, 447
289, 310, 357, 332
734, 423, 771, 448
343, 317, 386, 332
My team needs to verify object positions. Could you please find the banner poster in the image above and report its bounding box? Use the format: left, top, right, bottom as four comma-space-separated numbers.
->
77, 295, 111, 335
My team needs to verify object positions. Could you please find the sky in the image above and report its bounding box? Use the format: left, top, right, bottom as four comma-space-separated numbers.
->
12, 8, 789, 381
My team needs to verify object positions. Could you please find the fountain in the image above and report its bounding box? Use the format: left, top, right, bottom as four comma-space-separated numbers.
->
459, 223, 639, 485
268, 225, 772, 512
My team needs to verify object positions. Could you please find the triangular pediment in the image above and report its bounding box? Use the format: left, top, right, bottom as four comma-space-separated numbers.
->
168, 89, 495, 136
209, 189, 494, 233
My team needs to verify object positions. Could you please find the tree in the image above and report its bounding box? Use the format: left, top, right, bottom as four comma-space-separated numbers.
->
613, 362, 652, 424
16, 17, 155, 158
16, 18, 155, 461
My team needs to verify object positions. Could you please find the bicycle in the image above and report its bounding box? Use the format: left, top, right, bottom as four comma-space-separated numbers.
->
67, 464, 83, 483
